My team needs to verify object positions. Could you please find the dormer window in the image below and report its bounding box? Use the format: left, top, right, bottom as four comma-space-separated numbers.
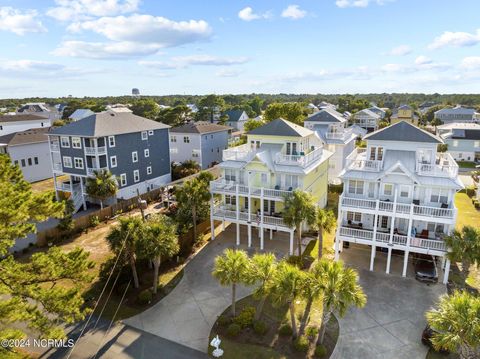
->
369, 146, 383, 161
286, 142, 297, 155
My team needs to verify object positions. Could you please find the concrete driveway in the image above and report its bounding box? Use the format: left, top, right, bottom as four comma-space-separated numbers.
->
124, 225, 252, 352
332, 245, 446, 359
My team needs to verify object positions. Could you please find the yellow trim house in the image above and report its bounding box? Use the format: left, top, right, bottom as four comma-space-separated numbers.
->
210, 118, 332, 254
390, 105, 419, 126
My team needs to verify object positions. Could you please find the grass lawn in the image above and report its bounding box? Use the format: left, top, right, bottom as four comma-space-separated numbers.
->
456, 161, 477, 169
30, 175, 68, 194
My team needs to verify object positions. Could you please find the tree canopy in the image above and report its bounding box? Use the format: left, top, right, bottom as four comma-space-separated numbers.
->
263, 102, 306, 125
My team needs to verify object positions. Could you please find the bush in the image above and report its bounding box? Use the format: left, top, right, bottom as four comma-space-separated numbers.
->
137, 289, 153, 305
218, 315, 231, 327
286, 255, 303, 268
89, 215, 100, 227
293, 336, 309, 352
315, 344, 327, 357
233, 306, 256, 328
226, 323, 241, 337
253, 320, 268, 335
305, 326, 319, 338
279, 324, 293, 336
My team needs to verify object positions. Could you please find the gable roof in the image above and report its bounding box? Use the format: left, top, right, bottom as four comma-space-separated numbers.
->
364, 121, 442, 143
69, 109, 94, 121
355, 109, 381, 119
49, 110, 169, 137
248, 118, 313, 137
398, 104, 412, 110
305, 108, 346, 123
170, 121, 231, 134
0, 127, 50, 146
435, 105, 476, 115
224, 109, 247, 122
0, 114, 48, 123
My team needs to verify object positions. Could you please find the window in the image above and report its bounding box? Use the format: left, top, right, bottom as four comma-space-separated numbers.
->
369, 146, 383, 161
14, 160, 18, 165
120, 173, 127, 186
183, 136, 190, 143
261, 173, 267, 183
72, 137, 82, 148
110, 156, 117, 168
383, 183, 393, 196
148, 130, 154, 136
286, 142, 298, 155
381, 216, 388, 228
171, 136, 177, 143
431, 189, 448, 203
63, 156, 72, 168
34, 157, 38, 165
348, 180, 364, 195
108, 136, 115, 147
225, 195, 236, 206
141, 131, 148, 140
132, 151, 138, 163
147, 166, 152, 175
27, 158, 32, 166
74, 157, 84, 169
60, 136, 70, 148
347, 211, 362, 222
452, 140, 458, 147
400, 185, 410, 198
144, 149, 150, 158
225, 169, 236, 182
192, 150, 200, 158
170, 148, 178, 154
21, 159, 26, 167
251, 140, 260, 149
133, 170, 140, 182
285, 174, 299, 189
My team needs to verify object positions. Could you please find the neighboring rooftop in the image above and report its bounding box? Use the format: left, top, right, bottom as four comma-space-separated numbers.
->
355, 109, 381, 118
18, 103, 51, 113
170, 121, 231, 134
69, 109, 94, 121
398, 104, 412, 110
437, 123, 480, 130
435, 105, 476, 115
248, 118, 313, 137
364, 121, 442, 143
305, 108, 346, 123
0, 127, 49, 146
0, 114, 48, 123
223, 109, 247, 122
49, 110, 169, 137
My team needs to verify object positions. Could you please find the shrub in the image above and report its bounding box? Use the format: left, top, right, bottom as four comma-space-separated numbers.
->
89, 215, 100, 227
315, 344, 327, 357
278, 324, 293, 336
234, 306, 256, 328
305, 326, 319, 338
218, 315, 231, 327
137, 289, 153, 305
226, 323, 241, 337
293, 336, 309, 352
253, 320, 268, 335
286, 255, 303, 268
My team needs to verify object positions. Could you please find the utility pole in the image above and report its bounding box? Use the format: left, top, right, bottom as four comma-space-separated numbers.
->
136, 188, 147, 221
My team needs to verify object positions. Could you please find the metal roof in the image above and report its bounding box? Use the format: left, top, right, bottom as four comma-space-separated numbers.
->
364, 121, 442, 143
248, 118, 313, 137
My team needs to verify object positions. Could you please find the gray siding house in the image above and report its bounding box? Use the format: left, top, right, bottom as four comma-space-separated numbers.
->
438, 123, 480, 162
223, 109, 248, 132
0, 114, 52, 136
434, 105, 478, 124
170, 122, 231, 169
48, 110, 171, 212
0, 127, 52, 182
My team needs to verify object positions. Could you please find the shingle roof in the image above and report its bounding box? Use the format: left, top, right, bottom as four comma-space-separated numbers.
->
170, 121, 231, 134
451, 129, 480, 140
49, 110, 169, 137
305, 108, 346, 123
434, 106, 476, 115
364, 121, 442, 143
69, 109, 94, 121
248, 118, 313, 137
224, 109, 247, 122
0, 127, 49, 146
398, 104, 412, 110
0, 114, 47, 123
354, 109, 381, 119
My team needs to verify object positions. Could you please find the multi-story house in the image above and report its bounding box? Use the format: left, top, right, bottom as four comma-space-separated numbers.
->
437, 123, 480, 162
0, 114, 52, 136
367, 106, 387, 119
0, 127, 52, 182
434, 105, 478, 124
335, 121, 463, 284
304, 108, 357, 183
209, 118, 332, 254
223, 110, 249, 132
169, 122, 231, 169
47, 110, 171, 212
353, 109, 381, 131
390, 104, 419, 126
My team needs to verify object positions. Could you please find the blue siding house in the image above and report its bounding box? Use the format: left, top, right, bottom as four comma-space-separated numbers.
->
48, 110, 171, 211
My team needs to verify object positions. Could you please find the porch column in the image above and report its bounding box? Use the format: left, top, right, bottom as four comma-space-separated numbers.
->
270, 229, 273, 240
236, 185, 240, 246
289, 230, 294, 255
69, 175, 73, 193
247, 225, 252, 247
386, 189, 398, 274
236, 223, 240, 246
222, 220, 225, 231
370, 200, 379, 271
53, 173, 59, 201
443, 258, 451, 285
80, 178, 87, 211
210, 195, 215, 240
260, 188, 264, 250
334, 209, 342, 261
94, 138, 100, 168
403, 206, 414, 277
247, 186, 252, 222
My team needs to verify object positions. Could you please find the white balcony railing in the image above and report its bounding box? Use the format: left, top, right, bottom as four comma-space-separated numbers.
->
275, 147, 324, 168
345, 148, 382, 172
212, 206, 289, 228
85, 146, 107, 155
223, 144, 255, 162
210, 180, 292, 200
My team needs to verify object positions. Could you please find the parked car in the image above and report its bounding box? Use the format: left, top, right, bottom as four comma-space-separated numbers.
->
414, 254, 438, 283
421, 325, 449, 354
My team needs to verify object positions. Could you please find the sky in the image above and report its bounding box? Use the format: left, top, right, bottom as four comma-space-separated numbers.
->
0, 0, 480, 98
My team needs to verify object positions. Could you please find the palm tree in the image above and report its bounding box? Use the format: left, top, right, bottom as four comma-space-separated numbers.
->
282, 190, 316, 257
248, 253, 278, 320
445, 226, 480, 284
313, 259, 366, 344
270, 261, 306, 338
312, 208, 336, 259
106, 216, 145, 288
426, 291, 480, 359
176, 177, 210, 242
299, 267, 323, 335
212, 249, 250, 317
139, 214, 179, 294
86, 169, 118, 209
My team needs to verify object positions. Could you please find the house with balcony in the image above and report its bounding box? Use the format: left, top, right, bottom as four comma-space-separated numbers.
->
336, 121, 463, 284
353, 109, 381, 131
47, 110, 171, 212
367, 106, 387, 119
437, 123, 480, 163
210, 118, 332, 254
304, 108, 357, 183
434, 105, 478, 124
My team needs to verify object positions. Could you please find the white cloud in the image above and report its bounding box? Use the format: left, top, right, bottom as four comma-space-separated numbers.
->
0, 7, 47, 35
335, 0, 392, 8
52, 41, 164, 59
216, 69, 241, 77
0, 59, 99, 77
428, 29, 480, 49
139, 55, 249, 69
281, 5, 307, 20
238, 7, 271, 21
47, 0, 139, 21
414, 55, 432, 65
460, 56, 480, 70
388, 45, 412, 56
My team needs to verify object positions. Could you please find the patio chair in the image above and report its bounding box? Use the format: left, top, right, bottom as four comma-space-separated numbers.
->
274, 185, 280, 190
440, 203, 448, 209
413, 199, 420, 206
420, 230, 429, 239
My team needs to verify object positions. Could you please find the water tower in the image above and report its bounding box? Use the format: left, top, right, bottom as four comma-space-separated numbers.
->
132, 88, 140, 96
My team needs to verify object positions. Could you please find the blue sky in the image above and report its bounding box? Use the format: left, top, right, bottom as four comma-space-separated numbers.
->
1, 0, 480, 97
